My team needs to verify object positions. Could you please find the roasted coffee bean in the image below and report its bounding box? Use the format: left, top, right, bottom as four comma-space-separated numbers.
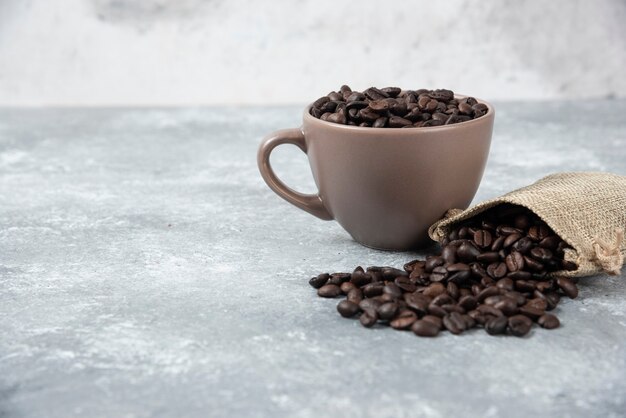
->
528, 225, 551, 242
446, 282, 460, 300
503, 233, 522, 248
394, 276, 417, 293
309, 273, 329, 289
346, 288, 363, 304
491, 235, 506, 251
457, 241, 482, 262
530, 247, 553, 262
310, 205, 576, 338
427, 304, 448, 318
485, 315, 508, 335
441, 245, 457, 264
430, 266, 448, 282
328, 272, 351, 286
337, 300, 360, 318
508, 315, 533, 336
425, 256, 444, 272
538, 313, 560, 329
507, 271, 532, 280
458, 295, 478, 311
519, 305, 544, 321
443, 312, 466, 334
477, 286, 500, 303
474, 230, 493, 248
377, 302, 399, 320
525, 298, 548, 311
556, 276, 579, 299
363, 283, 384, 297
539, 235, 561, 249
350, 271, 372, 287
383, 283, 403, 299
477, 305, 504, 317
423, 282, 446, 298
340, 282, 356, 294
412, 319, 441, 337
390, 310, 417, 329
373, 117, 387, 128
494, 298, 519, 316
487, 262, 508, 279
477, 251, 500, 263
523, 255, 544, 272
311, 86, 487, 127
421, 315, 443, 329
505, 251, 525, 272
512, 237, 533, 254
496, 277, 515, 291
318, 284, 341, 298
360, 312, 377, 328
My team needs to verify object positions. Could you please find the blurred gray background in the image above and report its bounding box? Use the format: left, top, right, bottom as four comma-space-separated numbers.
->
0, 0, 625, 106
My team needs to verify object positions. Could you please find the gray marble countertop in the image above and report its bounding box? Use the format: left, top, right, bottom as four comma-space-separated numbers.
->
1, 102, 625, 418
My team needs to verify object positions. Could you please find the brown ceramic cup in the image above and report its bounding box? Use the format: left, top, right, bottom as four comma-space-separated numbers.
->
258, 97, 495, 250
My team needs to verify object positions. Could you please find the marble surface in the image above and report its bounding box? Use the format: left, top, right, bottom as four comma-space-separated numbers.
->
0, 101, 625, 418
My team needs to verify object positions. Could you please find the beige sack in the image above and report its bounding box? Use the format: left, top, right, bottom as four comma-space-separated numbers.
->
429, 172, 626, 277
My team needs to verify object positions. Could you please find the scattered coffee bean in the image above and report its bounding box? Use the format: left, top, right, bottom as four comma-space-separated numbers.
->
412, 319, 441, 337
337, 300, 360, 318
538, 313, 560, 329
308, 205, 578, 338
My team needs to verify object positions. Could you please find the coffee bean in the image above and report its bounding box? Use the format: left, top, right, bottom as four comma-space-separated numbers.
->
340, 282, 356, 294
337, 300, 360, 317
519, 305, 544, 321
494, 298, 519, 316
318, 284, 341, 298
309, 273, 329, 289
377, 302, 399, 320
458, 295, 478, 311
427, 304, 447, 318
383, 283, 403, 299
363, 283, 384, 297
538, 313, 560, 329
485, 316, 508, 335
346, 288, 363, 304
309, 205, 576, 338
446, 282, 460, 300
503, 233, 522, 248
496, 277, 514, 291
457, 242, 481, 262
441, 245, 457, 264
528, 225, 551, 241
421, 315, 443, 329
512, 237, 533, 254
556, 276, 579, 299
443, 312, 466, 334
360, 312, 377, 328
390, 310, 417, 329
487, 262, 508, 279
530, 247, 553, 262
473, 230, 493, 248
491, 235, 506, 251
412, 320, 440, 337
505, 251, 525, 272
508, 315, 533, 336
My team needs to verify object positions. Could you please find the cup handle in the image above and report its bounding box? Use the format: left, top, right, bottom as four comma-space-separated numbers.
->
257, 128, 333, 220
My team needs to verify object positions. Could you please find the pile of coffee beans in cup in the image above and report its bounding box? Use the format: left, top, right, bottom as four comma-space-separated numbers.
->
308, 204, 579, 337
310, 85, 488, 128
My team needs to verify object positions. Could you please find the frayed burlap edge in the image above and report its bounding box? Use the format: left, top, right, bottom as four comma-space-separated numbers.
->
428, 172, 626, 278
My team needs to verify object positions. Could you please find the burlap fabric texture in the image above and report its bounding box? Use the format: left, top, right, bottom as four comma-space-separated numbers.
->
429, 172, 626, 277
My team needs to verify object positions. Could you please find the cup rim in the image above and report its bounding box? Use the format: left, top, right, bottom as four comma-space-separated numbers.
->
303, 94, 494, 132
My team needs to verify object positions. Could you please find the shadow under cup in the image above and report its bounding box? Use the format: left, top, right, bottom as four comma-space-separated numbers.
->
258, 98, 495, 251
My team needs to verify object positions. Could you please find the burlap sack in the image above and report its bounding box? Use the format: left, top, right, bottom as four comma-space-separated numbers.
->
429, 172, 626, 277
